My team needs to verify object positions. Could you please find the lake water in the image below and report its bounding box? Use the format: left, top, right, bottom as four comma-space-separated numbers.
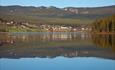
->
0, 32, 115, 70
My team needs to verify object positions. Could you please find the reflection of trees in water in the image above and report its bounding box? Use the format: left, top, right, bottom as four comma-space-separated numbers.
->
93, 34, 115, 51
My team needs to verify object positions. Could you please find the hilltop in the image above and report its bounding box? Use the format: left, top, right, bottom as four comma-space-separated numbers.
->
0, 5, 115, 24
0, 5, 115, 32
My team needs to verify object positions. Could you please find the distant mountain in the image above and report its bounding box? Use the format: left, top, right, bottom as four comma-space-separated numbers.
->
0, 5, 115, 17
0, 5, 71, 17
0, 5, 115, 25
0, 5, 115, 32
64, 5, 115, 15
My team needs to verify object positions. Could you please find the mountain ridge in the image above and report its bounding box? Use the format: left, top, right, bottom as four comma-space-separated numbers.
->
0, 5, 115, 24
1, 5, 115, 8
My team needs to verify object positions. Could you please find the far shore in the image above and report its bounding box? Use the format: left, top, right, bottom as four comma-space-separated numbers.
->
92, 32, 115, 35
0, 31, 115, 35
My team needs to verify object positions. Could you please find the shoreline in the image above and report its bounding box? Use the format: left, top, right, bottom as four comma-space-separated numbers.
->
93, 32, 115, 35
0, 31, 115, 34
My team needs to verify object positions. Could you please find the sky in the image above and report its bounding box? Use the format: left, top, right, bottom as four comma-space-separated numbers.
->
0, 0, 115, 8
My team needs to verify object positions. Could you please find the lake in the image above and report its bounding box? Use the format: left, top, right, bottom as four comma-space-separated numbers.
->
0, 32, 115, 70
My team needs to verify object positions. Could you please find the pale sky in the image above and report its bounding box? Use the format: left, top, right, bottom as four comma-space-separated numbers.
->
0, 0, 115, 8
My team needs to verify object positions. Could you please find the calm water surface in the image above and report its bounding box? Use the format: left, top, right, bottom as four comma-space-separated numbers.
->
0, 32, 115, 70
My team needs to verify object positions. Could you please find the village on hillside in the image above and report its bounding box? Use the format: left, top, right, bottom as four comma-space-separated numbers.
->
0, 18, 92, 32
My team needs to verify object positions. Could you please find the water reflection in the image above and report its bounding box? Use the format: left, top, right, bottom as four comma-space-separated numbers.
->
9, 32, 92, 41
93, 34, 115, 51
0, 32, 115, 59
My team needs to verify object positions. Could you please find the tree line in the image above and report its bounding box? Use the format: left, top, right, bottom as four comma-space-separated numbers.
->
93, 15, 115, 33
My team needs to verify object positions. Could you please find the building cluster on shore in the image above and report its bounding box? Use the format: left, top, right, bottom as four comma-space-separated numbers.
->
40, 24, 92, 32
0, 18, 92, 32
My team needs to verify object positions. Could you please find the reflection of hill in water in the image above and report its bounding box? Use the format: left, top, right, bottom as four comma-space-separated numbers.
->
0, 32, 115, 59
